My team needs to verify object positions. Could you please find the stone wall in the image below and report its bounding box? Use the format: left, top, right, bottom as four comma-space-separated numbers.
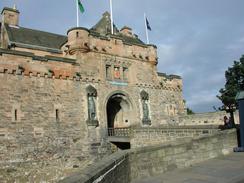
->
130, 126, 220, 148
60, 129, 237, 183
130, 129, 236, 181
0, 60, 237, 182
0, 57, 184, 182
0, 48, 185, 127
59, 151, 130, 183
0, 71, 112, 182
179, 111, 240, 126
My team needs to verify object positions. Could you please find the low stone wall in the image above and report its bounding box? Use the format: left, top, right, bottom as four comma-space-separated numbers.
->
59, 151, 130, 183
60, 129, 237, 183
179, 111, 240, 126
130, 126, 220, 148
130, 129, 236, 181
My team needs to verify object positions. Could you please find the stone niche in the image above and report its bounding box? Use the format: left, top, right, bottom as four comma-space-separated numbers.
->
86, 85, 99, 127
140, 90, 151, 125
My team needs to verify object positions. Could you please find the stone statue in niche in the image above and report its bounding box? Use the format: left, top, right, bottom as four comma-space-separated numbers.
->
142, 100, 149, 119
86, 85, 99, 127
140, 90, 151, 125
88, 95, 96, 120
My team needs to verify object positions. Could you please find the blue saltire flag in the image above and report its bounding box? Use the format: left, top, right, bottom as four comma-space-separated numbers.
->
146, 17, 151, 31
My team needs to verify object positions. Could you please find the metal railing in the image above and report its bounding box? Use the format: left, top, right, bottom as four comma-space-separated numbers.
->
108, 128, 131, 137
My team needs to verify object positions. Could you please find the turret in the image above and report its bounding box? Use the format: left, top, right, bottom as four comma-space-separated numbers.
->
66, 27, 90, 55
1, 6, 19, 26
148, 44, 158, 65
120, 26, 133, 37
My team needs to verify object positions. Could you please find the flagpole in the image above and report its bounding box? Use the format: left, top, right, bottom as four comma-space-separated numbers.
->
110, 0, 114, 34
144, 13, 149, 44
76, 0, 79, 27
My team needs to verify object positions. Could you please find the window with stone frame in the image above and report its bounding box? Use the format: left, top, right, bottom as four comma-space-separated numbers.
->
105, 64, 112, 79
122, 67, 128, 81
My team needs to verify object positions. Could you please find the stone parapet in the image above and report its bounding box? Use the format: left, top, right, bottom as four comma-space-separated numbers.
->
130, 129, 236, 181
59, 151, 130, 183
179, 111, 240, 126
64, 28, 157, 64
59, 129, 237, 183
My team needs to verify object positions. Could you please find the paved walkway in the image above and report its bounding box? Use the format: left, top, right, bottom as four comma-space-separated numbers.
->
132, 153, 244, 183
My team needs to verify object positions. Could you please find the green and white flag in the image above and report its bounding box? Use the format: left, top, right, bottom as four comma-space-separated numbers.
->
77, 0, 85, 13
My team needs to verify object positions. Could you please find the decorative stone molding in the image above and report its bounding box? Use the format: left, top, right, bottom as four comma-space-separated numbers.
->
0, 66, 103, 83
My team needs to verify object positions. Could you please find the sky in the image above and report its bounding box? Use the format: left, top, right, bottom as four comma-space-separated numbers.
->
1, 0, 244, 113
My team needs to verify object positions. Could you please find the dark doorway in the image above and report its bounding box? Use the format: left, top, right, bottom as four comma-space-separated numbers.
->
106, 93, 132, 150
106, 93, 131, 128
107, 96, 122, 128
111, 142, 131, 150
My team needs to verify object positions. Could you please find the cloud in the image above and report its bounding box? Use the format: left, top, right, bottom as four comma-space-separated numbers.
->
186, 89, 222, 112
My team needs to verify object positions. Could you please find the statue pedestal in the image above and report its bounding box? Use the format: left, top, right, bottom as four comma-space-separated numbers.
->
142, 119, 151, 125
86, 119, 99, 127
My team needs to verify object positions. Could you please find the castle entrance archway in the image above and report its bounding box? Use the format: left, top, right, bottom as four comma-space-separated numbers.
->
106, 93, 132, 129
106, 92, 132, 150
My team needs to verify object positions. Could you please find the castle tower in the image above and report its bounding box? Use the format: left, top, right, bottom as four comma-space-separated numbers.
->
1, 6, 19, 26
66, 27, 90, 55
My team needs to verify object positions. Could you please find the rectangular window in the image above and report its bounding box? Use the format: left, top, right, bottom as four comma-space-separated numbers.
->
123, 67, 128, 80
106, 65, 111, 79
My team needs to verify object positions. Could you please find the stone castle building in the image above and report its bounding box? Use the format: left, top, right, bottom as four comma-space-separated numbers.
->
0, 6, 232, 182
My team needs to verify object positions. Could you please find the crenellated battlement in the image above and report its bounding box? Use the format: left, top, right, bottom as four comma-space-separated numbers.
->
0, 44, 182, 94
0, 48, 107, 83
0, 52, 182, 92
0, 48, 183, 93
64, 27, 158, 65
0, 66, 101, 83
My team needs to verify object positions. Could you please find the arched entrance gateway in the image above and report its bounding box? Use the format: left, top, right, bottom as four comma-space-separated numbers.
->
106, 92, 133, 150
